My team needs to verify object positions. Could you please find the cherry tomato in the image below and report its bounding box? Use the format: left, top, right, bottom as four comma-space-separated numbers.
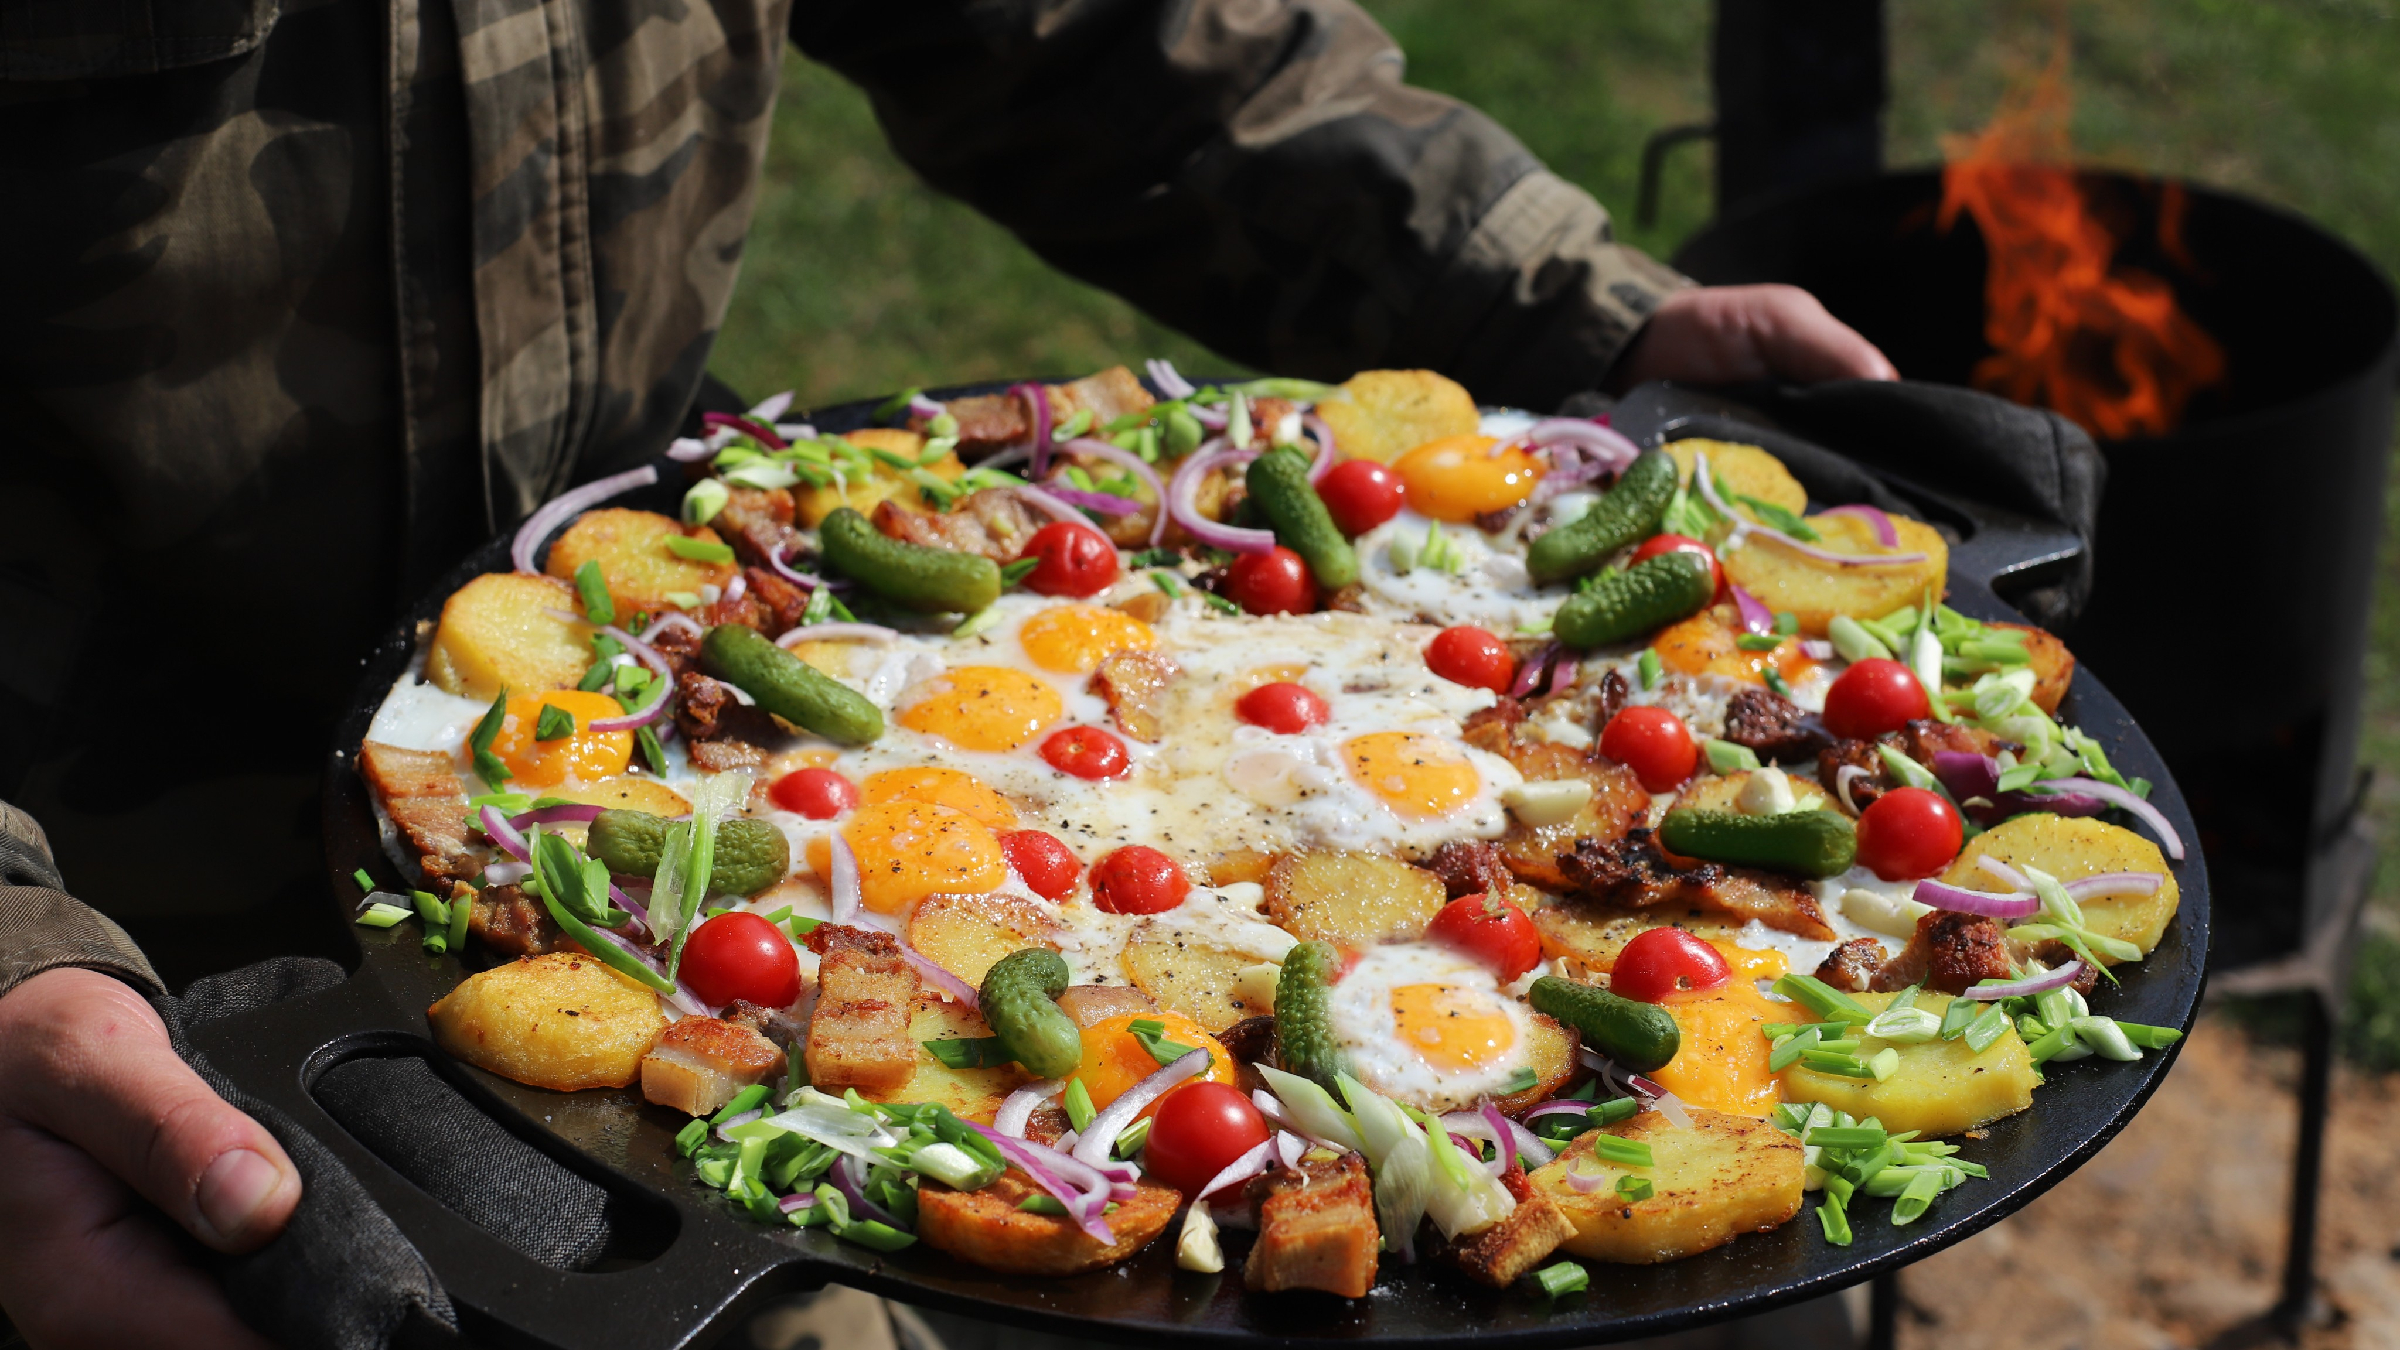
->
1425, 626, 1516, 693
1000, 829, 1082, 900
1855, 787, 1965, 882
679, 912, 802, 1009
1610, 926, 1732, 1004
1017, 521, 1121, 598
1041, 725, 1131, 780
1426, 892, 1543, 983
1221, 546, 1317, 616
1600, 705, 1698, 792
1143, 1080, 1272, 1195
1091, 845, 1190, 914
1628, 533, 1722, 595
1235, 681, 1330, 734
767, 766, 859, 819
1822, 658, 1931, 740
1314, 459, 1406, 536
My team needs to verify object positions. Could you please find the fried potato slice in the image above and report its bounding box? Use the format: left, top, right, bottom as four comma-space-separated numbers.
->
906, 891, 1060, 989
918, 1168, 1178, 1275
1672, 769, 1829, 816
1312, 369, 1481, 463
1942, 813, 2179, 961
1718, 512, 1950, 638
539, 775, 692, 817
1988, 621, 2076, 714
1122, 921, 1274, 1033
1779, 990, 2036, 1138
427, 952, 664, 1091
1486, 742, 1650, 892
865, 998, 1030, 1121
1208, 849, 1277, 887
1530, 901, 1752, 976
1264, 850, 1446, 947
1528, 1108, 1804, 1264
1494, 1013, 1580, 1115
1662, 439, 1808, 517
545, 508, 738, 613
790, 429, 966, 528
425, 572, 597, 700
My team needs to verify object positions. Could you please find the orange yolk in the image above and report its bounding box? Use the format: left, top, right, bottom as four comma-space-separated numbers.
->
821, 799, 1006, 912
1650, 611, 1820, 688
857, 767, 1018, 832
1075, 1012, 1237, 1113
486, 690, 633, 787
1393, 434, 1544, 523
896, 665, 1063, 752
1647, 955, 1790, 1118
1017, 605, 1156, 675
1391, 983, 1520, 1072
1342, 732, 1482, 819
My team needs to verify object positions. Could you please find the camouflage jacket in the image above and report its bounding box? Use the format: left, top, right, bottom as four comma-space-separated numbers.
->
0, 0, 1683, 982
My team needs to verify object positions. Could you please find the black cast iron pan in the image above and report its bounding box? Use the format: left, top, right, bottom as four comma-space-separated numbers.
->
190, 381, 2209, 1350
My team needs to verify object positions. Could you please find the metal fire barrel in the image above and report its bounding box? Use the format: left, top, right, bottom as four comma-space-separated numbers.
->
1673, 169, 2400, 967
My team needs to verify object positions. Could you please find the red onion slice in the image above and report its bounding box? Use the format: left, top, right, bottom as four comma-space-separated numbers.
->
1274, 1131, 1307, 1170
638, 612, 705, 645
1301, 415, 1338, 483
507, 803, 604, 830
906, 948, 980, 1009
1957, 960, 2086, 1000
511, 465, 662, 574
906, 393, 945, 421
589, 684, 670, 735
1932, 750, 2001, 802
723, 573, 748, 605
966, 1123, 1116, 1243
667, 437, 715, 462
715, 1107, 763, 1139
701, 411, 788, 450
1060, 438, 1170, 546
1012, 483, 1093, 525
1835, 764, 1872, 815
1521, 1099, 1596, 1122
1071, 1048, 1210, 1172
1694, 453, 1928, 568
1801, 639, 1835, 660
1036, 484, 1144, 517
479, 804, 532, 862
1480, 1102, 1518, 1172
1191, 404, 1230, 431
1729, 582, 1775, 636
1166, 440, 1275, 554
1527, 418, 1641, 472
2064, 871, 2166, 900
778, 1192, 815, 1214
1564, 1161, 1612, 1193
2031, 778, 2185, 860
775, 622, 899, 648
1195, 1139, 1274, 1200
829, 834, 863, 924
1145, 359, 1197, 400
1912, 878, 2042, 921
1977, 855, 2035, 891
1503, 1116, 1554, 1169
1010, 383, 1054, 478
589, 621, 676, 683
1818, 504, 1900, 547
834, 1153, 908, 1230
995, 1080, 1065, 1138
749, 391, 796, 423
764, 545, 826, 592
1509, 642, 1561, 698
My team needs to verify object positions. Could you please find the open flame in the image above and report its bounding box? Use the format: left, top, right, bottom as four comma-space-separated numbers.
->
1938, 44, 2224, 441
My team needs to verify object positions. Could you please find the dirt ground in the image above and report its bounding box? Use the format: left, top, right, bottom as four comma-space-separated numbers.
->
1890, 1016, 2400, 1350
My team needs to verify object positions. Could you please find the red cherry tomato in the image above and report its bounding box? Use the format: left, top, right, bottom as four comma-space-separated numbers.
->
1425, 892, 1543, 983
1610, 926, 1733, 1004
1221, 546, 1317, 616
1000, 829, 1082, 900
1017, 521, 1121, 598
767, 766, 859, 819
679, 912, 801, 1009
1628, 533, 1723, 595
1236, 681, 1330, 734
1600, 705, 1698, 793
1142, 1081, 1271, 1195
1425, 626, 1516, 693
1041, 725, 1131, 780
1314, 460, 1406, 536
1822, 658, 1932, 740
1091, 845, 1190, 914
1854, 787, 1966, 882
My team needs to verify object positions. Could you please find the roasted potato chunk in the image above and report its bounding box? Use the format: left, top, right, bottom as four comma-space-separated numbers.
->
1265, 850, 1446, 948
1122, 921, 1274, 1033
1718, 512, 1950, 638
1490, 747, 1650, 892
1942, 813, 2179, 962
866, 998, 1030, 1121
790, 429, 965, 528
1530, 902, 1751, 976
917, 1168, 1178, 1275
1528, 1108, 1804, 1264
427, 952, 664, 1091
1672, 769, 1829, 816
1988, 621, 2076, 714
539, 775, 692, 817
1779, 990, 2036, 1137
906, 892, 1060, 989
1311, 369, 1481, 463
425, 572, 597, 700
544, 508, 737, 613
1209, 849, 1277, 887
1662, 439, 1808, 518
1495, 1013, 1581, 1114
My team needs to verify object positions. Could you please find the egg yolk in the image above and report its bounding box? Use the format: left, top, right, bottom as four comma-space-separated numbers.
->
1075, 1012, 1237, 1113
1648, 972, 1788, 1118
1393, 434, 1544, 523
1650, 611, 1819, 688
1017, 605, 1156, 675
486, 690, 633, 787
1390, 983, 1519, 1072
1343, 732, 1482, 819
826, 799, 1006, 912
857, 767, 1018, 832
896, 666, 1064, 752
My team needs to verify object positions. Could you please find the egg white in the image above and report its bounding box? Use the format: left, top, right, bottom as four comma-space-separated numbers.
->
1326, 942, 1537, 1113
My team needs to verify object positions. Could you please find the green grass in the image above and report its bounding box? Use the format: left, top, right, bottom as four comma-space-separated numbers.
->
722, 0, 2400, 1064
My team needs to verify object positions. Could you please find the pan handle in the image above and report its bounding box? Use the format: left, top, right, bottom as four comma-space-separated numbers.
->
187, 964, 820, 1350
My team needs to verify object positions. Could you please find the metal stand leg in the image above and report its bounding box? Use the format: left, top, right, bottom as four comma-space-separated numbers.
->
1865, 1270, 1899, 1350
2275, 990, 2335, 1333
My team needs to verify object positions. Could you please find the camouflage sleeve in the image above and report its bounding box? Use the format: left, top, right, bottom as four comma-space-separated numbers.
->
0, 801, 163, 1002
788, 0, 1691, 410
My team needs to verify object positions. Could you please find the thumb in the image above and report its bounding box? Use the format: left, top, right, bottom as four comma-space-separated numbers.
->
1, 968, 303, 1252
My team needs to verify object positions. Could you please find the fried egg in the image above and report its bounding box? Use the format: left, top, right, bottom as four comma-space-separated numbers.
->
1326, 942, 1539, 1112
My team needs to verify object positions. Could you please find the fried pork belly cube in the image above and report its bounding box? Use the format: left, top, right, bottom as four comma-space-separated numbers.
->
1445, 1180, 1577, 1288
800, 923, 920, 1092
639, 1016, 785, 1117
358, 741, 481, 883
1244, 1154, 1381, 1298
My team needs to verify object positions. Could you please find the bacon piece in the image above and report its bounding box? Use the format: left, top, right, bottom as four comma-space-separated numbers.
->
639, 1015, 785, 1116
801, 923, 921, 1091
1090, 649, 1178, 743
1427, 840, 1514, 900
1820, 718, 2019, 812
716, 487, 798, 570
1722, 687, 1831, 765
1871, 910, 2014, 994
1244, 1154, 1380, 1298
647, 622, 704, 678
358, 741, 480, 882
1556, 829, 1834, 939
742, 566, 812, 636
1814, 937, 1888, 993
1592, 667, 1630, 733
1446, 1189, 1576, 1288
468, 883, 560, 958
872, 489, 1042, 563
931, 393, 1031, 458
721, 999, 808, 1048
1054, 367, 1156, 427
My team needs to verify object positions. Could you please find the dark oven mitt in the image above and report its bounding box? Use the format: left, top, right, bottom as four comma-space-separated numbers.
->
1569, 379, 2107, 629
156, 957, 634, 1349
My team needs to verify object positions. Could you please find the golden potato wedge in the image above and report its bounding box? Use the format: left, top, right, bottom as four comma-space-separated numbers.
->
1649, 609, 1820, 688
427, 952, 664, 1091
1264, 850, 1446, 948
1493, 749, 1651, 892
1530, 901, 1751, 976
865, 998, 1030, 1121
539, 775, 692, 816
1528, 1108, 1804, 1264
1494, 1012, 1581, 1115
544, 508, 737, 613
1987, 621, 2076, 714
425, 572, 597, 700
1122, 921, 1269, 1032
1311, 369, 1481, 463
1942, 813, 2179, 961
1779, 990, 2036, 1137
1209, 849, 1278, 887
918, 1168, 1178, 1275
906, 891, 1060, 989
790, 430, 966, 528
1056, 984, 1159, 1028
1672, 769, 1829, 816
1662, 439, 1808, 518
1719, 512, 1950, 638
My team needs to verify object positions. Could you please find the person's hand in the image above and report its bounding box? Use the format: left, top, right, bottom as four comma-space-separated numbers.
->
1608, 283, 1900, 390
0, 967, 300, 1349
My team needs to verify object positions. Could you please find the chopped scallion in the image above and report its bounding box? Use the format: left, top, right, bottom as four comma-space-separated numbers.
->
1064, 1078, 1097, 1131
1587, 1135, 1654, 1168
1531, 1262, 1589, 1298
1614, 1175, 1653, 1201
356, 902, 412, 928
664, 535, 736, 565
1636, 648, 1663, 690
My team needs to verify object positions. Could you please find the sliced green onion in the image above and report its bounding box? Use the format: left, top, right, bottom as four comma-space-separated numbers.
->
1773, 972, 1874, 1024
2069, 1015, 2142, 1061
952, 604, 1004, 639
2116, 1021, 2185, 1050
1114, 1116, 1153, 1159
1735, 632, 1784, 652
1804, 1125, 1888, 1150
353, 868, 375, 892
1963, 1003, 2014, 1054
1614, 1175, 1652, 1201
664, 535, 735, 565
1589, 1097, 1641, 1127
1532, 1261, 1589, 1298
1152, 570, 1184, 598
1892, 1165, 1948, 1224
1063, 1078, 1097, 1132
712, 1084, 772, 1124
1636, 648, 1663, 690
1000, 557, 1040, 587
1769, 1025, 1821, 1072
1828, 614, 1893, 663
356, 901, 412, 928
1201, 590, 1242, 615
1799, 1051, 1878, 1079
1867, 1047, 1900, 1081
1763, 669, 1792, 697
1864, 1006, 1943, 1045
1938, 996, 1979, 1040
1705, 739, 1763, 774
470, 691, 512, 790
534, 703, 576, 741
1816, 1191, 1853, 1245
675, 1118, 710, 1156
1588, 1135, 1654, 1168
